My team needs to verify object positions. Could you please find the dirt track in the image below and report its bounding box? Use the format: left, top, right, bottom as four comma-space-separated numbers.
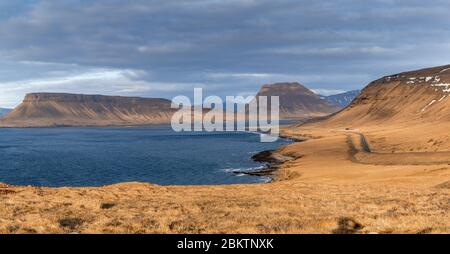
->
346, 130, 450, 165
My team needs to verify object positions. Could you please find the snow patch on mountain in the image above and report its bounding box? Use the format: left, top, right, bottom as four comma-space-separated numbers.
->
320, 90, 360, 108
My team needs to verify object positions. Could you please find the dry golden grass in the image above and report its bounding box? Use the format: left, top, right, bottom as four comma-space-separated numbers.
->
0, 126, 449, 234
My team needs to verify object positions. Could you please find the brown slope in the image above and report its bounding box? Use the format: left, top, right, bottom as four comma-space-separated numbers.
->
302, 64, 450, 153
255, 82, 339, 119
311, 64, 450, 127
0, 93, 176, 127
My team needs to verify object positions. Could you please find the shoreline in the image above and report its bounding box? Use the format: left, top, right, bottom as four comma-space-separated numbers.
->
234, 135, 306, 181
240, 150, 296, 181
1, 126, 448, 233
0, 128, 301, 188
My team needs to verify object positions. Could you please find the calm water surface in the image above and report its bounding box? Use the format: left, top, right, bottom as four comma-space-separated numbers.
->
0, 126, 291, 187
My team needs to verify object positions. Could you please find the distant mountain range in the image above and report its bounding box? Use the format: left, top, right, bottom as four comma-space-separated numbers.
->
320, 90, 360, 108
0, 108, 11, 117
0, 83, 360, 126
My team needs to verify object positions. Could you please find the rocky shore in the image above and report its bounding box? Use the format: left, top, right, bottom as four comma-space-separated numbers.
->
232, 145, 301, 180
230, 132, 309, 180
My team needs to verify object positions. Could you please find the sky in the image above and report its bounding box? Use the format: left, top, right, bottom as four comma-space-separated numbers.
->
0, 0, 450, 107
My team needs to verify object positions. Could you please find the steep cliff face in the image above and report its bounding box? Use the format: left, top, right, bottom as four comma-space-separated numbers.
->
0, 93, 175, 127
316, 65, 450, 127
255, 82, 339, 119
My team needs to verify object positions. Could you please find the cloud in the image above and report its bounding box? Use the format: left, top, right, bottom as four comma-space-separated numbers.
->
269, 46, 396, 56
204, 72, 371, 86
0, 0, 449, 107
311, 89, 346, 96
0, 62, 205, 107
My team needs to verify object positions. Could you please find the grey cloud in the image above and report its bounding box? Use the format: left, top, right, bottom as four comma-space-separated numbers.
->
0, 0, 449, 106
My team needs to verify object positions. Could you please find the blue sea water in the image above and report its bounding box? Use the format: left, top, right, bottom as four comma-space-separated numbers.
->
0, 126, 291, 187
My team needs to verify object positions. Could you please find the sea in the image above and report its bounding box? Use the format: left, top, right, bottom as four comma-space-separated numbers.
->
0, 126, 291, 187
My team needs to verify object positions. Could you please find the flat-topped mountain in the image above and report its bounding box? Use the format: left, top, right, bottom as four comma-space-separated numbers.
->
256, 82, 340, 119
1, 83, 352, 127
0, 93, 175, 127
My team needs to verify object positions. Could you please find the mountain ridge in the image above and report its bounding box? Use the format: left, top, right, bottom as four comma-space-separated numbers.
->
0, 83, 354, 127
302, 64, 450, 153
315, 64, 450, 127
